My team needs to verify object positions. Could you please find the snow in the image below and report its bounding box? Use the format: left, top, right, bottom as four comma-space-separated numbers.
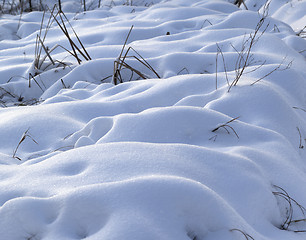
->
0, 0, 306, 239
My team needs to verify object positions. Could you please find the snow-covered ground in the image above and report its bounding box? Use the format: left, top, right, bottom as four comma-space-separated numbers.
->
0, 0, 306, 239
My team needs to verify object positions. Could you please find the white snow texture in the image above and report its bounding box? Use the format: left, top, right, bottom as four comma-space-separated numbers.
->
0, 0, 306, 239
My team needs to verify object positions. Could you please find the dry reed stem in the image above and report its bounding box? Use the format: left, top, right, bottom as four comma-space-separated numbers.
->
113, 26, 160, 85
13, 128, 38, 161
49, 7, 91, 64
273, 185, 306, 231
250, 58, 292, 85
228, 15, 269, 92
234, 0, 248, 10
29, 73, 44, 92
296, 127, 304, 149
230, 229, 254, 240
212, 116, 240, 139
215, 43, 229, 89
293, 107, 306, 113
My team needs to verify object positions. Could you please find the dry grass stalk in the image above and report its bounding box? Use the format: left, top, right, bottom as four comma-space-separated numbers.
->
0, 83, 42, 106
52, 145, 74, 152
0, 0, 39, 14
296, 26, 306, 38
33, 5, 91, 77
296, 127, 304, 149
113, 25, 160, 85
177, 67, 189, 75
51, 7, 91, 63
234, 0, 248, 10
113, 25, 134, 85
28, 73, 44, 92
13, 128, 38, 161
230, 229, 254, 240
15, 98, 42, 106
273, 185, 306, 231
215, 48, 218, 90
228, 13, 269, 92
34, 7, 57, 74
215, 43, 229, 90
212, 116, 240, 139
0, 86, 16, 99
60, 79, 68, 88
0, 99, 7, 107
293, 107, 306, 113
201, 19, 213, 29
38, 35, 55, 66
26, 6, 91, 96
250, 58, 292, 85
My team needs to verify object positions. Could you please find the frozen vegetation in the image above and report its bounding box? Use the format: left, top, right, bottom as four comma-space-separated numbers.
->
0, 0, 306, 239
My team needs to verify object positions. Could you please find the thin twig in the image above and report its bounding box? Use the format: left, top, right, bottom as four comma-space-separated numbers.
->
293, 107, 306, 113
216, 43, 229, 86
251, 58, 290, 85
230, 229, 254, 240
13, 128, 38, 161
212, 116, 240, 139
112, 26, 160, 84
297, 127, 304, 149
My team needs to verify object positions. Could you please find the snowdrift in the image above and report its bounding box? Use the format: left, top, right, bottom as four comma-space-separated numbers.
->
0, 0, 306, 239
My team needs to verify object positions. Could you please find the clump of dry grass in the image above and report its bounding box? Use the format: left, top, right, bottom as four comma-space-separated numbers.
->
33, 6, 91, 76
0, 0, 38, 15
234, 0, 248, 9
112, 25, 160, 85
273, 185, 306, 232
51, 7, 91, 63
213, 2, 292, 92
228, 12, 269, 91
21, 6, 91, 96
2, 5, 90, 107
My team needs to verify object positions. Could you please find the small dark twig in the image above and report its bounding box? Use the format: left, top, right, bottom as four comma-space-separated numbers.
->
230, 229, 254, 240
251, 58, 291, 86
29, 73, 44, 92
113, 25, 134, 85
297, 127, 304, 149
13, 128, 38, 161
296, 26, 306, 37
216, 43, 229, 87
209, 135, 217, 142
293, 107, 306, 113
212, 116, 240, 139
37, 35, 55, 66
177, 67, 189, 75
201, 19, 213, 28
61, 79, 67, 88
215, 49, 218, 90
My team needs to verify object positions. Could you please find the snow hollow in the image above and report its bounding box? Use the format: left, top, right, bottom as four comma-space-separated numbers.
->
0, 0, 306, 239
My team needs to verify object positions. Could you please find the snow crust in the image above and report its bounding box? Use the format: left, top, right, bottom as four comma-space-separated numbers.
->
0, 0, 306, 239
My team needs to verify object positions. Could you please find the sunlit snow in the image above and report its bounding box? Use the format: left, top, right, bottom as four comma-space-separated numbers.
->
0, 0, 306, 239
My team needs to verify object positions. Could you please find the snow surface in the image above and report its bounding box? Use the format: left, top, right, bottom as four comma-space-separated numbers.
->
0, 0, 306, 239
